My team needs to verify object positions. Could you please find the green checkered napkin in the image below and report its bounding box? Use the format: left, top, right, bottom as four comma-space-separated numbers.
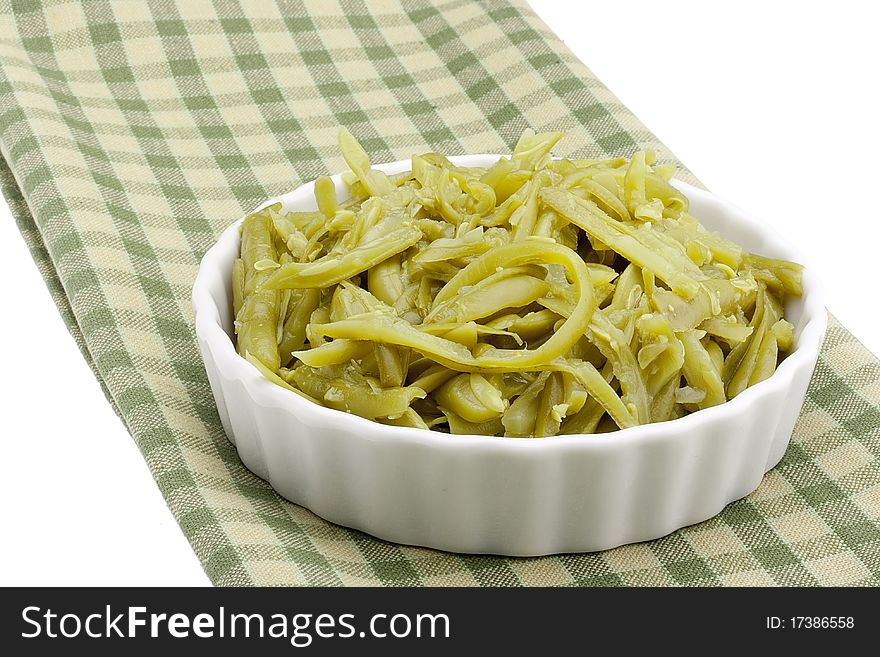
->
1, 0, 878, 586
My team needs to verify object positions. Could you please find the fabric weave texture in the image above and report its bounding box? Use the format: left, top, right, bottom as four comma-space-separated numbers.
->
1, 0, 878, 586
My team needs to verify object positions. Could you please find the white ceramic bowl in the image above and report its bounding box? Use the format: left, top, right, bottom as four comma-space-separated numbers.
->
192, 155, 826, 556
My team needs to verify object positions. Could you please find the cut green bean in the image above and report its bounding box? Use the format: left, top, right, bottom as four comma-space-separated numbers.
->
236, 211, 280, 370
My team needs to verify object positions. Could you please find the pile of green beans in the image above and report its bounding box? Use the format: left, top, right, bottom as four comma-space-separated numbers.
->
232, 129, 802, 436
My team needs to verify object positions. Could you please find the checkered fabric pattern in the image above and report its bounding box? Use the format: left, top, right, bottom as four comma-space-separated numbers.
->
1, 0, 878, 586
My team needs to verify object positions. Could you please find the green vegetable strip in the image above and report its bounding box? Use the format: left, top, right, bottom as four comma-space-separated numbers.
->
302, 312, 473, 369
376, 344, 409, 388
494, 309, 560, 342
314, 176, 337, 219
538, 288, 649, 427
412, 227, 496, 263
338, 127, 394, 197
425, 274, 550, 324
244, 352, 320, 405
661, 215, 742, 269
698, 315, 754, 346
651, 278, 756, 331
307, 304, 331, 347
563, 170, 629, 221
541, 188, 702, 299
534, 372, 565, 437
636, 313, 684, 403
706, 339, 724, 374
278, 288, 321, 366
561, 398, 605, 434
561, 360, 614, 434
749, 329, 779, 387
588, 313, 650, 424
291, 338, 371, 368
419, 322, 523, 348
644, 173, 688, 216
231, 258, 245, 320
679, 329, 726, 409
558, 360, 636, 430
724, 286, 768, 396
381, 408, 431, 431
727, 288, 783, 397
289, 366, 425, 421
260, 225, 422, 290
623, 149, 648, 215
442, 410, 505, 436
562, 373, 588, 415
772, 318, 794, 351
510, 173, 548, 241
409, 363, 457, 393
236, 212, 280, 370
502, 373, 549, 436
511, 130, 564, 170
367, 253, 405, 306
650, 376, 679, 422
744, 254, 804, 296
435, 373, 506, 423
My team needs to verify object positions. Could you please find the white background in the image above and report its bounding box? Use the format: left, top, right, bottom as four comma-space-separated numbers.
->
1, 0, 877, 586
